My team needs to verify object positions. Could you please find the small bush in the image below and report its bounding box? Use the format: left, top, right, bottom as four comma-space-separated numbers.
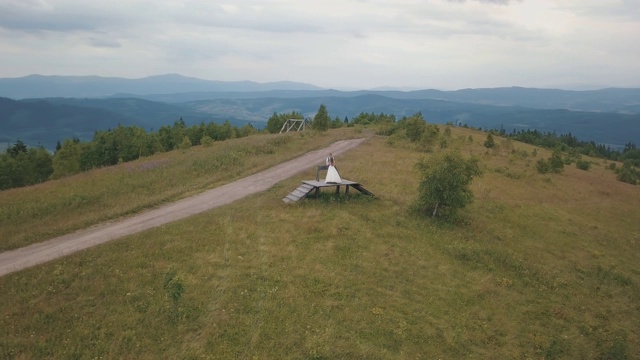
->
178, 136, 192, 150
415, 151, 482, 219
501, 139, 514, 153
536, 151, 564, 174
548, 150, 565, 173
536, 159, 550, 174
576, 160, 591, 171
511, 148, 529, 159
163, 269, 185, 324
616, 161, 639, 185
403, 114, 427, 142
494, 166, 522, 179
484, 133, 495, 149
200, 135, 214, 147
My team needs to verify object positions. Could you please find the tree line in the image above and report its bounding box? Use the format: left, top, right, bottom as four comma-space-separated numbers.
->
0, 118, 257, 190
495, 128, 640, 166
265, 104, 349, 133
2, 104, 638, 191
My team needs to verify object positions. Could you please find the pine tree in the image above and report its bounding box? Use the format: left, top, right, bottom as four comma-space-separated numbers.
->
484, 133, 495, 148
312, 104, 330, 132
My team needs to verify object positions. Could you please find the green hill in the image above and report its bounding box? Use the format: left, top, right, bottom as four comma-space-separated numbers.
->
185, 94, 640, 147
0, 97, 135, 149
0, 127, 638, 358
0, 97, 252, 150
4, 87, 640, 151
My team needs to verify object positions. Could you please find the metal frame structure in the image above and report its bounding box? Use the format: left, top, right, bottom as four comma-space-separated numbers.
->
279, 118, 312, 133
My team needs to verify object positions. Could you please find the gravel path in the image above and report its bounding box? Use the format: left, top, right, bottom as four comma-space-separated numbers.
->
0, 138, 368, 277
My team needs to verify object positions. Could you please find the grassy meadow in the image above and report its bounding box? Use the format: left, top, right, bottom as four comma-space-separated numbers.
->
0, 129, 361, 251
1, 126, 639, 359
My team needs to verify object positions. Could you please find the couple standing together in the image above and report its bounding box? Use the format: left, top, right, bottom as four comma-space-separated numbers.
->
325, 153, 342, 184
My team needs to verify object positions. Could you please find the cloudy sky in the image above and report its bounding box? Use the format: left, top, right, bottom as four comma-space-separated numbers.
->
1, 0, 639, 90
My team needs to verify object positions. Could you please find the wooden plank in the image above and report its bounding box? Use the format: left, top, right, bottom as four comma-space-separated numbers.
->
285, 179, 375, 203
283, 183, 317, 203
303, 179, 358, 188
351, 184, 376, 197
292, 189, 308, 197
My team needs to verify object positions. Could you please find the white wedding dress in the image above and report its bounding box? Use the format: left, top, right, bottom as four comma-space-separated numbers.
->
325, 165, 342, 184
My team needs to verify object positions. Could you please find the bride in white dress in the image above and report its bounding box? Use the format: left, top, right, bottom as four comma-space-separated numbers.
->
325, 153, 342, 184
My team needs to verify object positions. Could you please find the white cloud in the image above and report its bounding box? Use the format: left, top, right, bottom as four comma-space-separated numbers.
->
0, 0, 638, 89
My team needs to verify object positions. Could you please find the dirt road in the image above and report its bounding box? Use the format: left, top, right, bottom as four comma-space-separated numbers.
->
0, 138, 368, 277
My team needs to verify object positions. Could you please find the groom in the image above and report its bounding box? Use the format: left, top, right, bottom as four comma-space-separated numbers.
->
325, 153, 335, 167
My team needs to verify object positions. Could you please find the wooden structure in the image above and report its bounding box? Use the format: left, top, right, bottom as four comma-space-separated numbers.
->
282, 166, 375, 203
279, 118, 311, 133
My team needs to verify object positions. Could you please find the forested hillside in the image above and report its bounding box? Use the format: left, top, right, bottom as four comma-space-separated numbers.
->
3, 94, 640, 152
0, 74, 323, 99
0, 97, 251, 150
3, 110, 638, 191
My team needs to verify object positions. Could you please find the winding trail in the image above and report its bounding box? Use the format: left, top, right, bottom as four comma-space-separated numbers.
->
0, 138, 368, 277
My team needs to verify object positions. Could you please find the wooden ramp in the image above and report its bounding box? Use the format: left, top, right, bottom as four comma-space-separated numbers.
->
283, 179, 376, 203
282, 182, 316, 203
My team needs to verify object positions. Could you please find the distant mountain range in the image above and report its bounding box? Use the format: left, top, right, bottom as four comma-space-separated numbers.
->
1, 74, 639, 151
0, 74, 323, 99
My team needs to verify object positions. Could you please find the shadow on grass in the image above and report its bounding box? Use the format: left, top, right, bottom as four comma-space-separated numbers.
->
302, 192, 376, 204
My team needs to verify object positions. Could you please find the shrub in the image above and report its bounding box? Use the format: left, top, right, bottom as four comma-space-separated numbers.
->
404, 114, 427, 142
536, 159, 550, 174
511, 148, 529, 159
415, 151, 482, 219
616, 161, 639, 185
421, 124, 440, 146
484, 133, 495, 149
536, 151, 564, 174
178, 136, 192, 150
200, 135, 214, 147
548, 150, 565, 173
576, 160, 591, 171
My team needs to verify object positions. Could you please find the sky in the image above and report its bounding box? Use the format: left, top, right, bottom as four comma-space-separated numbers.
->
1, 0, 639, 90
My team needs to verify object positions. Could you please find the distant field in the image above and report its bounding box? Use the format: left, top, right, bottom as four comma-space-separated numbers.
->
1, 126, 638, 358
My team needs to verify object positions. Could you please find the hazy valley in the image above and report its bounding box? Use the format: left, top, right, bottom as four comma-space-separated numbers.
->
1, 74, 639, 150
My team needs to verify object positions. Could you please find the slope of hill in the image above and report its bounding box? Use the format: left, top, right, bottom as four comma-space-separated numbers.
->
0, 97, 251, 150
2, 75, 639, 150
0, 74, 323, 99
2, 74, 639, 113
3, 94, 639, 151
0, 127, 638, 358
408, 86, 640, 113
181, 94, 640, 147
44, 97, 250, 129
113, 86, 640, 115
0, 97, 136, 149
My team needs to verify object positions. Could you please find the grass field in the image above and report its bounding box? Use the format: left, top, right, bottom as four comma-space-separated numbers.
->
0, 129, 361, 251
1, 126, 639, 358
